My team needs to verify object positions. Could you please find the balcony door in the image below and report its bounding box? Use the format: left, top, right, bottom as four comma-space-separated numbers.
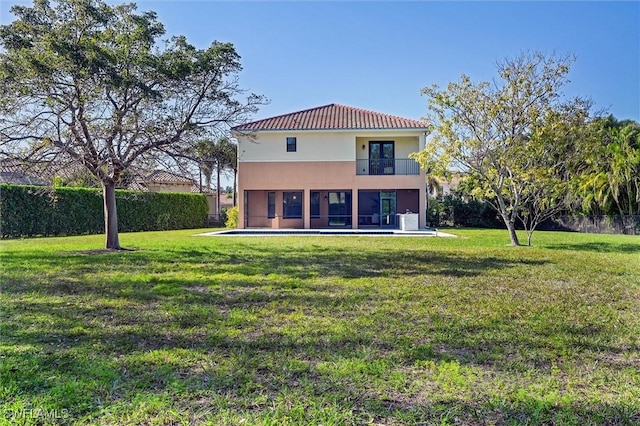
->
369, 141, 394, 175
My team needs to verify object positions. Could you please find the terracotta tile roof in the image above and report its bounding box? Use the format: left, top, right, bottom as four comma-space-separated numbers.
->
232, 104, 428, 131
0, 171, 46, 186
0, 158, 83, 186
0, 160, 208, 193
144, 170, 195, 185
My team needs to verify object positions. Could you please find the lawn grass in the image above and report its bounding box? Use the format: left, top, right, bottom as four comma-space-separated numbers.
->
1, 228, 639, 425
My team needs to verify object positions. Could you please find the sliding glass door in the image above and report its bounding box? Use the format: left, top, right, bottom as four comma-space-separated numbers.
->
328, 191, 352, 226
380, 191, 396, 227
357, 190, 397, 227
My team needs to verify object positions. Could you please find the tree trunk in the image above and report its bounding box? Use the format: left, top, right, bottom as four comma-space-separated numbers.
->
216, 164, 221, 219
102, 181, 121, 250
506, 221, 521, 246
233, 168, 237, 207
495, 195, 521, 246
204, 173, 212, 194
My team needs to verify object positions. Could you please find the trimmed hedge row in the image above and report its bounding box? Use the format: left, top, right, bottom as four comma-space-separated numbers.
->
427, 194, 504, 229
0, 184, 208, 238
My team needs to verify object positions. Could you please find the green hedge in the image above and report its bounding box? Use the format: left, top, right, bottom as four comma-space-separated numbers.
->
0, 184, 208, 238
427, 194, 504, 229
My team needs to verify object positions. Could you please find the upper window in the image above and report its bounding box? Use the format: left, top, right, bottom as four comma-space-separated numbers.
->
286, 137, 297, 152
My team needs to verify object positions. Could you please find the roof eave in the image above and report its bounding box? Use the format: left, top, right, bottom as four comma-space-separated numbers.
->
232, 127, 429, 133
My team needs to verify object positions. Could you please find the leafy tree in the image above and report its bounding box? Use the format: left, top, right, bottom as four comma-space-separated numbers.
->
411, 52, 591, 246
511, 104, 593, 245
0, 0, 265, 249
578, 116, 640, 216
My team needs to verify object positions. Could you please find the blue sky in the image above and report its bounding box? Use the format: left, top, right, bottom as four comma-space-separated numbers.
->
2, 1, 639, 123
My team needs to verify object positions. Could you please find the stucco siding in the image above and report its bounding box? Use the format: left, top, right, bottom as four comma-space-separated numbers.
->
238, 131, 425, 163
239, 161, 424, 190
239, 132, 355, 162
239, 161, 352, 189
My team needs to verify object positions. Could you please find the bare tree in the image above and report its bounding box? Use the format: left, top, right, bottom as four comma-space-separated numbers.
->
0, 0, 266, 248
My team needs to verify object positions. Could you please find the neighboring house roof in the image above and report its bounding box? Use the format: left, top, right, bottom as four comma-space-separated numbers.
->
232, 103, 429, 131
0, 160, 207, 193
143, 170, 195, 185
131, 169, 205, 193
0, 171, 46, 186
0, 159, 49, 185
0, 158, 97, 186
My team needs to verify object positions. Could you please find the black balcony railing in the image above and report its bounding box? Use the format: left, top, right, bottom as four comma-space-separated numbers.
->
356, 158, 420, 175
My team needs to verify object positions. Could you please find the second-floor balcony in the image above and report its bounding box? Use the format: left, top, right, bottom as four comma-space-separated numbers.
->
356, 158, 421, 176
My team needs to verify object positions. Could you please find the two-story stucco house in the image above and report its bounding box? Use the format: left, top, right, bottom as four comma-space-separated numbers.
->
231, 104, 429, 230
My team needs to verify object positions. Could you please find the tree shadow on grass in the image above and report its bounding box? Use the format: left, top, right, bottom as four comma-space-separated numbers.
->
544, 241, 640, 253
4, 243, 625, 367
3, 242, 638, 424
3, 242, 548, 284
5, 266, 635, 371
3, 319, 639, 425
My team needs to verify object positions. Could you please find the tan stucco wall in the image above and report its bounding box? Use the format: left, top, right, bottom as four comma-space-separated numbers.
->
239, 132, 354, 162
238, 161, 424, 190
239, 161, 353, 189
238, 130, 425, 163
238, 162, 426, 229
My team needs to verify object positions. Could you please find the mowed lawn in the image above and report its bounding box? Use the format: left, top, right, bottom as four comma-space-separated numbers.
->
1, 229, 639, 425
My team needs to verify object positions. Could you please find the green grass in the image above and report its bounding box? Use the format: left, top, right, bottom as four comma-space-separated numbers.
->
1, 228, 639, 425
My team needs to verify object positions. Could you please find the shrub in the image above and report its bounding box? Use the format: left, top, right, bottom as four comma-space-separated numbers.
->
427, 194, 503, 228
116, 190, 208, 232
0, 184, 208, 238
219, 208, 229, 227
225, 206, 238, 228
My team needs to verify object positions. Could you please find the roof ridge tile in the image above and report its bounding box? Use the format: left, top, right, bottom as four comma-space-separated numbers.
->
232, 103, 427, 131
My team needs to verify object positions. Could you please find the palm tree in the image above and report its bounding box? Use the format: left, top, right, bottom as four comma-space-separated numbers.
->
227, 143, 238, 206
581, 118, 640, 216
426, 174, 442, 198
195, 138, 216, 194
609, 124, 640, 215
195, 137, 236, 219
